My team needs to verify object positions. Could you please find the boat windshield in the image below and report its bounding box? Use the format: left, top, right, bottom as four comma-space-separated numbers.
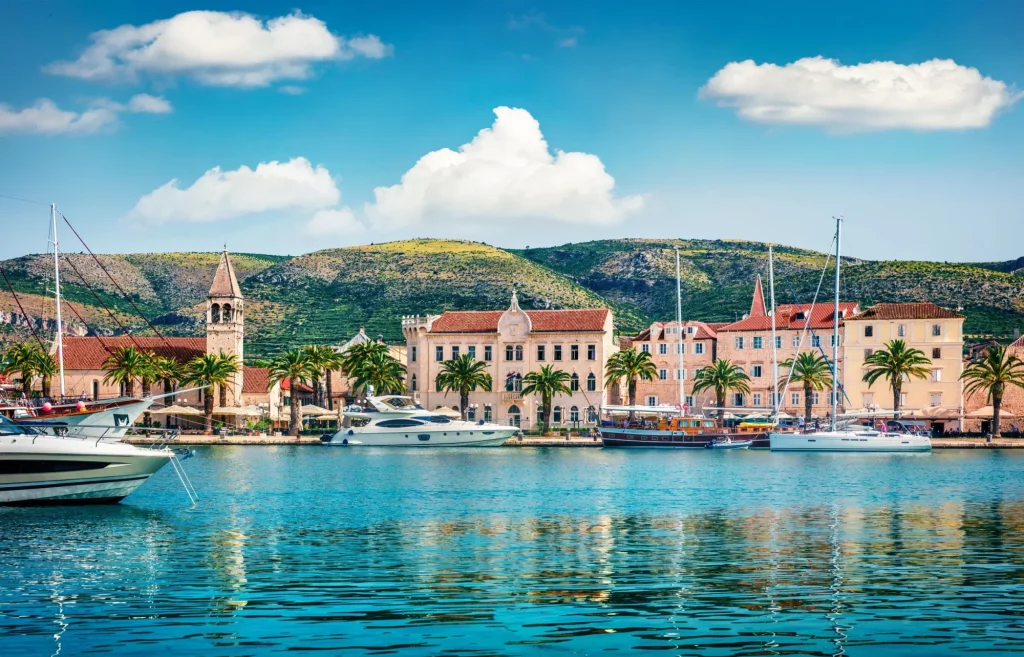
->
413, 416, 453, 424
0, 415, 30, 436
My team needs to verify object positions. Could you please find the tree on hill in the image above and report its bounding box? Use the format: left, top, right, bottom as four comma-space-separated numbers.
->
435, 354, 492, 421
780, 352, 833, 424
961, 344, 1024, 437
604, 348, 657, 410
692, 360, 751, 426
522, 365, 572, 434
862, 339, 931, 416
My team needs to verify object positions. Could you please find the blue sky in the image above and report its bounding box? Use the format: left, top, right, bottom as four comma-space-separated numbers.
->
0, 0, 1021, 261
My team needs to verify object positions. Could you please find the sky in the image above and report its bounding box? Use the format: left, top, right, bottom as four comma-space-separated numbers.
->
0, 0, 1021, 262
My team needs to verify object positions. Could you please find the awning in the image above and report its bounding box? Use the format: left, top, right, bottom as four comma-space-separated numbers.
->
966, 406, 1016, 419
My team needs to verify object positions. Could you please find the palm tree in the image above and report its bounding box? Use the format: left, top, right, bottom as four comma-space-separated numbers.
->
151, 355, 183, 402
604, 348, 657, 408
522, 365, 572, 434
863, 339, 931, 416
268, 348, 315, 437
348, 350, 406, 397
691, 359, 752, 426
2, 344, 41, 397
303, 345, 338, 407
961, 344, 1024, 437
183, 352, 241, 433
436, 354, 493, 420
102, 345, 149, 398
340, 341, 391, 379
780, 352, 833, 425
33, 349, 58, 399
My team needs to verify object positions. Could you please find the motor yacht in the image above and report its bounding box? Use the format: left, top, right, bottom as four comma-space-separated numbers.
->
0, 414, 173, 505
326, 395, 517, 447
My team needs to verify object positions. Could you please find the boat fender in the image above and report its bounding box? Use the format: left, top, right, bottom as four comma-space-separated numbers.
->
347, 429, 354, 436
342, 438, 348, 446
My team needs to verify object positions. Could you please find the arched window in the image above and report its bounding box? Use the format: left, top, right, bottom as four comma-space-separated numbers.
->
92, 380, 99, 401
505, 345, 514, 361
211, 303, 221, 323
515, 345, 523, 361
570, 406, 579, 423
222, 304, 232, 322
508, 404, 521, 427
587, 373, 596, 391
410, 374, 417, 391
570, 373, 580, 391
553, 406, 563, 423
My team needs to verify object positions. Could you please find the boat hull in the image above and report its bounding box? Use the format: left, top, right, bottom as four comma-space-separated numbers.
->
327, 426, 517, 447
600, 428, 766, 449
0, 437, 172, 505
26, 399, 154, 441
769, 432, 932, 452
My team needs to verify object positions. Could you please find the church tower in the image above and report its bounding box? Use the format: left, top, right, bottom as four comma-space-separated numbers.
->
207, 248, 244, 406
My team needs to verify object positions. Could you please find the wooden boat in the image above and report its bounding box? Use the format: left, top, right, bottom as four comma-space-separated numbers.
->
599, 407, 768, 449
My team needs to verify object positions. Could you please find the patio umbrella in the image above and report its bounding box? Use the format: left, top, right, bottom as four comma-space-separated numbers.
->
150, 405, 203, 416
212, 406, 264, 416
966, 406, 1016, 419
433, 406, 461, 418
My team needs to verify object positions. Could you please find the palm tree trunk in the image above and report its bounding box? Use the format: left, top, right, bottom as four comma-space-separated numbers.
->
312, 374, 321, 406
219, 383, 227, 407
326, 370, 334, 411
717, 391, 725, 426
993, 382, 1004, 437
126, 379, 135, 398
461, 391, 469, 421
205, 392, 214, 433
892, 380, 901, 416
22, 376, 31, 398
804, 381, 813, 425
543, 393, 552, 434
289, 377, 300, 437
142, 379, 152, 427
42, 376, 51, 399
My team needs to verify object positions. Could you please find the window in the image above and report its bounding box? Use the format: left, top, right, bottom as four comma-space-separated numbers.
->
659, 343, 668, 355
694, 343, 704, 355
932, 324, 942, 337
587, 344, 596, 360
587, 373, 596, 391
775, 336, 783, 349
411, 346, 417, 362
752, 365, 763, 378
553, 406, 563, 423
570, 344, 579, 360
753, 392, 762, 407
435, 379, 442, 392
865, 348, 874, 358
467, 406, 476, 421
210, 303, 220, 323
812, 336, 821, 348
435, 346, 444, 361
865, 325, 874, 338
675, 369, 682, 380
900, 392, 907, 405
570, 406, 580, 423
468, 345, 476, 359
735, 337, 744, 349
484, 345, 493, 361
452, 345, 460, 358
932, 348, 942, 359
930, 393, 942, 406
830, 335, 840, 347
640, 344, 649, 353
685, 395, 694, 407
92, 380, 100, 401
554, 345, 563, 360
898, 324, 906, 337
537, 345, 546, 361
506, 345, 514, 360
676, 343, 684, 354
812, 392, 820, 405
571, 373, 580, 391
410, 374, 417, 392
792, 335, 801, 348
376, 419, 425, 428
931, 369, 942, 382
515, 345, 523, 361
484, 405, 492, 422
734, 393, 744, 406
791, 392, 800, 405
646, 396, 657, 406
753, 336, 763, 349
659, 369, 668, 380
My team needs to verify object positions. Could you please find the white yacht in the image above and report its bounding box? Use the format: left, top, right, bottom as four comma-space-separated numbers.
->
0, 414, 174, 505
326, 395, 517, 447
6, 397, 155, 441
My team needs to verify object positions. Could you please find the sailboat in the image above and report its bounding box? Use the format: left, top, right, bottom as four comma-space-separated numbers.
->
768, 218, 931, 452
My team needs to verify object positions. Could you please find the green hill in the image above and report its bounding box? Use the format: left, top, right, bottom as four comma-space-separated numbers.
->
2, 238, 1022, 358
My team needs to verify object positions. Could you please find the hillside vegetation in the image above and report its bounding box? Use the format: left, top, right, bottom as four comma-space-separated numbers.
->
2, 238, 1021, 359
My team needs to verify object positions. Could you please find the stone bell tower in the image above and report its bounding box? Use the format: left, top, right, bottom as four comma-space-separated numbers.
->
206, 248, 244, 406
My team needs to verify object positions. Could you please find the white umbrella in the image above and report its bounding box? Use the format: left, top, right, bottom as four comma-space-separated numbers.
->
966, 406, 1016, 419
150, 405, 203, 416
212, 406, 264, 416
433, 406, 461, 418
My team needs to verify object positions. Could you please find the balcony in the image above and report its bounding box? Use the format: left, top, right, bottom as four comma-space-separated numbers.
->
502, 391, 523, 401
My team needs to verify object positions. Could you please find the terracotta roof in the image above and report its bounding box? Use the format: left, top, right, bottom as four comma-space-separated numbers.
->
1008, 335, 1024, 350
209, 249, 242, 298
242, 367, 269, 394
848, 303, 964, 321
62, 336, 207, 370
630, 320, 718, 342
280, 378, 314, 393
430, 308, 610, 333
705, 322, 730, 331
717, 302, 859, 332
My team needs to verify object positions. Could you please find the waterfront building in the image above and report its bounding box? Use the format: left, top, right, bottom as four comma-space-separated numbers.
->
842, 303, 966, 425
622, 320, 719, 411
963, 333, 1024, 434
326, 327, 407, 406
402, 292, 615, 429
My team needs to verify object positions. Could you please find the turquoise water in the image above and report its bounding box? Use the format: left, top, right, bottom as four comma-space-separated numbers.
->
3, 448, 1024, 656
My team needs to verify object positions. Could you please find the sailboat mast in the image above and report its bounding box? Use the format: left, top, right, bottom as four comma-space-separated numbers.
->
831, 216, 842, 431
51, 204, 66, 398
674, 246, 685, 412
769, 245, 778, 417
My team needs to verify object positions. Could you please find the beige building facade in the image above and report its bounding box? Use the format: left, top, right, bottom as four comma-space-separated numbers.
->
624, 320, 719, 411
402, 293, 616, 430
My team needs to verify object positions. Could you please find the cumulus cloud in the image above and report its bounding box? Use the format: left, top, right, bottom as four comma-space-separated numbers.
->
46, 10, 392, 87
0, 94, 171, 135
128, 157, 342, 224
365, 106, 643, 227
306, 207, 364, 236
700, 56, 1020, 131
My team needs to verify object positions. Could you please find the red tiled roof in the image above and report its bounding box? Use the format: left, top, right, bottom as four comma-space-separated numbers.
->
62, 336, 207, 370
280, 377, 313, 392
705, 322, 730, 331
717, 302, 859, 332
242, 367, 269, 393
749, 277, 767, 318
1008, 335, 1024, 350
430, 309, 610, 333
630, 320, 719, 343
848, 303, 964, 321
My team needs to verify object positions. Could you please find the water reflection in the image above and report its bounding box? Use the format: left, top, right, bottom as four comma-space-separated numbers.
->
2, 449, 1024, 655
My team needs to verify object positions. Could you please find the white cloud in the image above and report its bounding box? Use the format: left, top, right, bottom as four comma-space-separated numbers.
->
46, 10, 392, 88
278, 85, 307, 95
365, 106, 643, 227
306, 207, 364, 236
557, 37, 578, 48
0, 95, 170, 135
128, 157, 342, 224
700, 56, 1020, 131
